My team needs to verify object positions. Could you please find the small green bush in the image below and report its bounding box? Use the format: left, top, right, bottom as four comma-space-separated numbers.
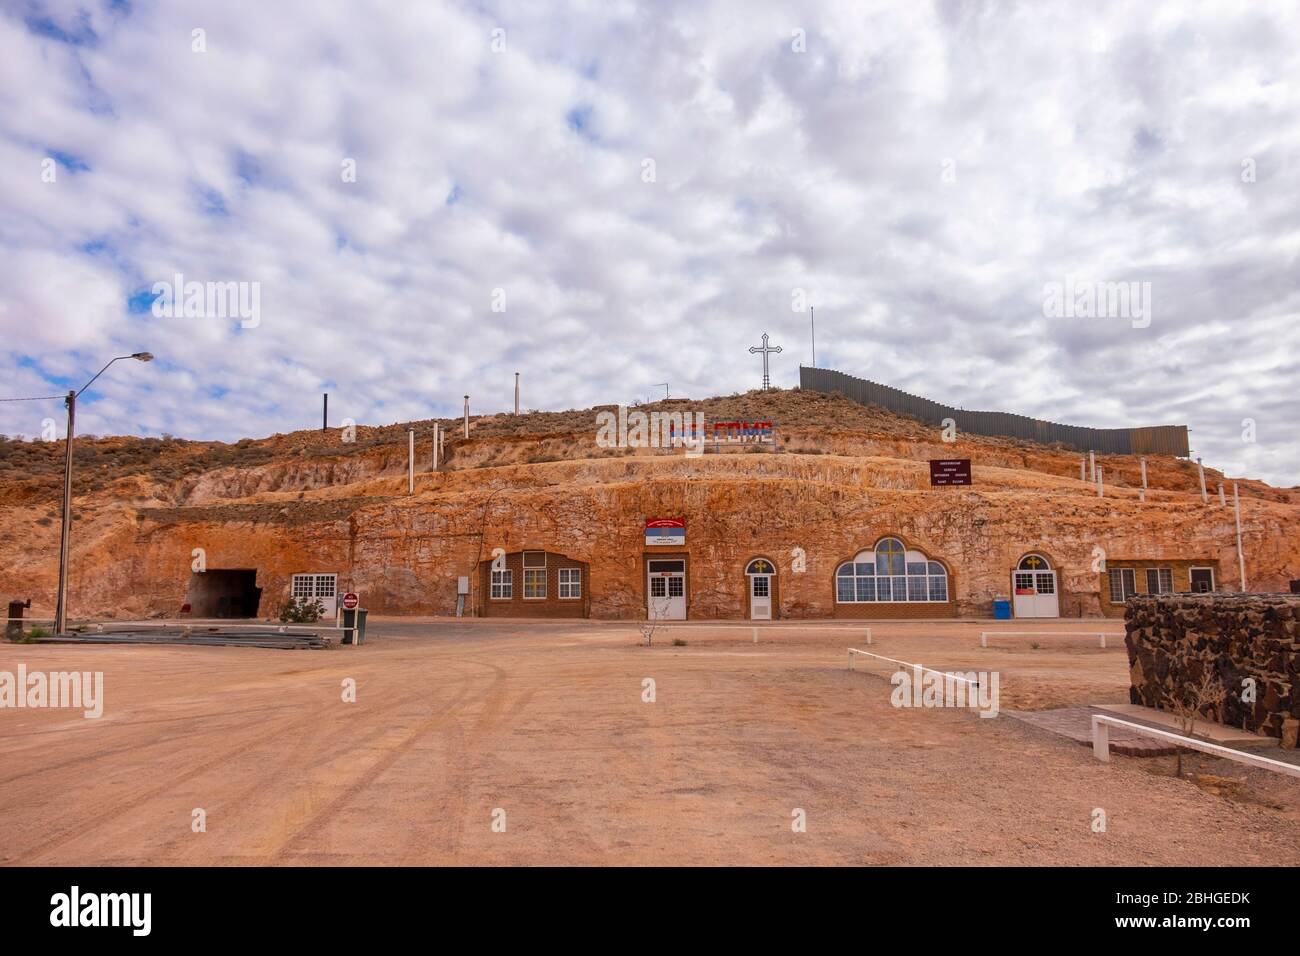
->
9, 625, 48, 644
278, 597, 326, 623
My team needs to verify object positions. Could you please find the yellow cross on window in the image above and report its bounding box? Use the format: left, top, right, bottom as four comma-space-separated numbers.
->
1025, 556, 1042, 569
878, 539, 905, 573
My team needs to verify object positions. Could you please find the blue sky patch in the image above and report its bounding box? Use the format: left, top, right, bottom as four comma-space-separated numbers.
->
565, 105, 595, 141
194, 185, 229, 217
25, 10, 99, 46
128, 289, 160, 314
47, 149, 90, 173
235, 150, 262, 186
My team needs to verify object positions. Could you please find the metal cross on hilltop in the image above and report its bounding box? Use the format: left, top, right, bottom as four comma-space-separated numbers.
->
748, 332, 782, 390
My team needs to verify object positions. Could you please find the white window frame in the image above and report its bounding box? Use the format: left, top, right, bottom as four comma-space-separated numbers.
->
490, 569, 513, 600
1145, 567, 1173, 595
292, 573, 336, 601
558, 568, 581, 599
835, 541, 948, 604
1189, 566, 1216, 593
523, 567, 547, 600
1109, 568, 1137, 602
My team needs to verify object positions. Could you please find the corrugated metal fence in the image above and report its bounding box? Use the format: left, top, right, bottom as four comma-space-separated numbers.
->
799, 367, 1189, 456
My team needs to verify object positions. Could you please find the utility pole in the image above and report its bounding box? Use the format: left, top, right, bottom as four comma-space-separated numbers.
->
514, 372, 520, 415
322, 392, 328, 431
1234, 483, 1247, 591
52, 350, 153, 635
54, 390, 75, 635
810, 306, 816, 368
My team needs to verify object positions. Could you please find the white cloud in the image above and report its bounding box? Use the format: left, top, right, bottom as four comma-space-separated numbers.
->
0, 0, 1297, 485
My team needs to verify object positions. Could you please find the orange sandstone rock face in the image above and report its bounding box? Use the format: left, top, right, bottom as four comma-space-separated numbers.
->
0, 390, 1295, 620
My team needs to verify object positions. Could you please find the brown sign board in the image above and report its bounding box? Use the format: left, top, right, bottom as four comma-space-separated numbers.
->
929, 459, 972, 486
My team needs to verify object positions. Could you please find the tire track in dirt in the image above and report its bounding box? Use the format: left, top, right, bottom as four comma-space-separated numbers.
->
421, 658, 515, 862
0, 703, 309, 786
146, 712, 325, 864
269, 658, 508, 863
7, 659, 481, 865
7, 696, 345, 865
180, 663, 490, 863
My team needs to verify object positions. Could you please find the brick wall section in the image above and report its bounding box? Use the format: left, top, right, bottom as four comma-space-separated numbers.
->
833, 599, 958, 619
1125, 593, 1300, 747
1099, 559, 1219, 618
479, 551, 590, 618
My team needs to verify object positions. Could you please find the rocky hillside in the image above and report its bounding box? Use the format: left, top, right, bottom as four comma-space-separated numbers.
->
0, 388, 1295, 620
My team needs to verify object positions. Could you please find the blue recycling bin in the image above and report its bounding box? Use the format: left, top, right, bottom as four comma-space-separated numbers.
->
992, 600, 1012, 620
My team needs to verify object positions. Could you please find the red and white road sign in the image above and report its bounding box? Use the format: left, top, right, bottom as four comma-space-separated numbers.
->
342, 592, 359, 609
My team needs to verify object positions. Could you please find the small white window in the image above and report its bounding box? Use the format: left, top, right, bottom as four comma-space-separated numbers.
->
293, 574, 336, 599
559, 568, 581, 599
1109, 568, 1137, 602
524, 568, 547, 599
491, 569, 512, 600
1146, 568, 1173, 594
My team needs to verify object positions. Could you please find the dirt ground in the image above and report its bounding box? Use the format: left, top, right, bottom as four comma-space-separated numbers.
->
2, 618, 1297, 866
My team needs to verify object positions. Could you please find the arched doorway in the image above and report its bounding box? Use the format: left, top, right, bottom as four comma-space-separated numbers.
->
745, 557, 776, 620
1012, 553, 1059, 618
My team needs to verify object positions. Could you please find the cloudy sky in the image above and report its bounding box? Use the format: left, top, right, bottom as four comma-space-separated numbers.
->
1, 0, 1297, 484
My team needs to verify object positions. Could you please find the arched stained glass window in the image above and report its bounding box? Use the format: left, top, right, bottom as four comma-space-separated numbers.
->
836, 538, 948, 603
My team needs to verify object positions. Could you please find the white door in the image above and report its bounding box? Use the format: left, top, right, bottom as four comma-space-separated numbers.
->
1012, 570, 1059, 618
749, 574, 772, 620
648, 560, 686, 620
314, 574, 338, 617
293, 573, 338, 617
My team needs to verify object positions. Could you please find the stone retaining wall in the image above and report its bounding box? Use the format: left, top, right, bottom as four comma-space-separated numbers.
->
1125, 593, 1300, 748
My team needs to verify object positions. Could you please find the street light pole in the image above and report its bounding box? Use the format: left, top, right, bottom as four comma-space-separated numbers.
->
53, 352, 154, 635
54, 390, 76, 635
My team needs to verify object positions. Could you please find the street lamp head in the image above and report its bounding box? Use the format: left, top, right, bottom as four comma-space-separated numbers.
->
131, 352, 154, 362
